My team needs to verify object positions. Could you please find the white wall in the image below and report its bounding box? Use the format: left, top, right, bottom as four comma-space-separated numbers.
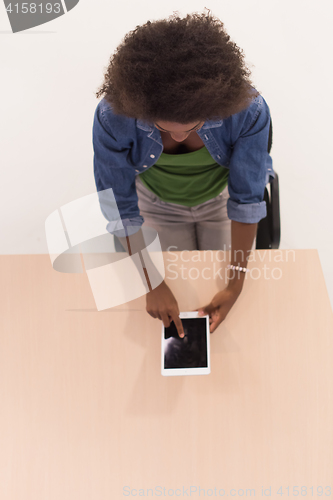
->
1, 0, 333, 308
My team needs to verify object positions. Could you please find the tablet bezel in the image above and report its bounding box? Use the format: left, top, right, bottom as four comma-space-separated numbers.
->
161, 311, 211, 376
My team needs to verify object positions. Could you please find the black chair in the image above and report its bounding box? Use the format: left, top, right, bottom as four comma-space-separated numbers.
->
255, 118, 280, 249
114, 117, 280, 252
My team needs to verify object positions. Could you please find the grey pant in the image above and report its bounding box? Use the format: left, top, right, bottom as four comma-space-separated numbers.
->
134, 175, 237, 252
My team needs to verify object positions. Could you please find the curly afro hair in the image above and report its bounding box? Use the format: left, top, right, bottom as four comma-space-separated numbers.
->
95, 10, 260, 124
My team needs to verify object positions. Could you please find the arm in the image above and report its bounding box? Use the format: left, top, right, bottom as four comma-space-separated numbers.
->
116, 229, 164, 291
227, 220, 257, 294
93, 102, 183, 336
117, 230, 184, 338
197, 220, 257, 332
197, 95, 272, 332
118, 228, 184, 337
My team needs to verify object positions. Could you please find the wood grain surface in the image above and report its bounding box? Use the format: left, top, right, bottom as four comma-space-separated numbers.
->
0, 250, 332, 499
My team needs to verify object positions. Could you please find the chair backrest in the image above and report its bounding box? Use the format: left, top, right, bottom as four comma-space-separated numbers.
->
256, 117, 281, 249
268, 116, 273, 154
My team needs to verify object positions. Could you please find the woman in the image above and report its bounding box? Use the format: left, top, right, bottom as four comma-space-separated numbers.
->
93, 11, 274, 335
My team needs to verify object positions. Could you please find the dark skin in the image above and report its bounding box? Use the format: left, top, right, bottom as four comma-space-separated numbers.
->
147, 221, 257, 336
146, 121, 257, 336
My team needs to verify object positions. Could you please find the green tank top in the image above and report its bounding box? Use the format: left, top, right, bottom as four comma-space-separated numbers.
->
138, 146, 229, 207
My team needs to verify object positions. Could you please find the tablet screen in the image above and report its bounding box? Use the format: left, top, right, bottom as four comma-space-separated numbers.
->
163, 318, 208, 369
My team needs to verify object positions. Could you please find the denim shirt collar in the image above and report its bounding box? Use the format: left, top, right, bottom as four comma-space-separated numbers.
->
136, 118, 223, 132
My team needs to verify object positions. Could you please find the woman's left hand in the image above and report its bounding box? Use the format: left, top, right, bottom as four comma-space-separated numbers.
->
195, 287, 242, 333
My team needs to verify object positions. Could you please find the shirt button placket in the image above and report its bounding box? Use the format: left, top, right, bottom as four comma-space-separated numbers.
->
203, 132, 221, 161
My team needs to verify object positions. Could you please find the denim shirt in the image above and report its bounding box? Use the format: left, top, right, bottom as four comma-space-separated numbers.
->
93, 94, 275, 237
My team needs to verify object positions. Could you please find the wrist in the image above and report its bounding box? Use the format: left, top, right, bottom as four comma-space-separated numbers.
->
227, 284, 243, 297
146, 279, 166, 295
226, 275, 244, 295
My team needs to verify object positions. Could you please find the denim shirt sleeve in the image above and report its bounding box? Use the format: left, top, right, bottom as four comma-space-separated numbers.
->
93, 102, 144, 237
227, 95, 273, 224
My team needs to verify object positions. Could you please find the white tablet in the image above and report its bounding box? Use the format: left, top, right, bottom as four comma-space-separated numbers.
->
161, 311, 211, 376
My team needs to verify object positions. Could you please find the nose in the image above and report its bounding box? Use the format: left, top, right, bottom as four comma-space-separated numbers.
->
170, 133, 189, 142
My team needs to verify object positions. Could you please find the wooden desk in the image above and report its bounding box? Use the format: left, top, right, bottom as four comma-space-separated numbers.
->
0, 250, 332, 499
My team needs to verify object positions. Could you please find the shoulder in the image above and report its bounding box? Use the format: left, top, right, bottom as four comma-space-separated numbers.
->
94, 98, 137, 138
237, 92, 271, 126
224, 91, 271, 139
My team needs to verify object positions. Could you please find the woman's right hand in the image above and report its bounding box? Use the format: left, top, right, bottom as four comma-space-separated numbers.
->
146, 280, 184, 338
